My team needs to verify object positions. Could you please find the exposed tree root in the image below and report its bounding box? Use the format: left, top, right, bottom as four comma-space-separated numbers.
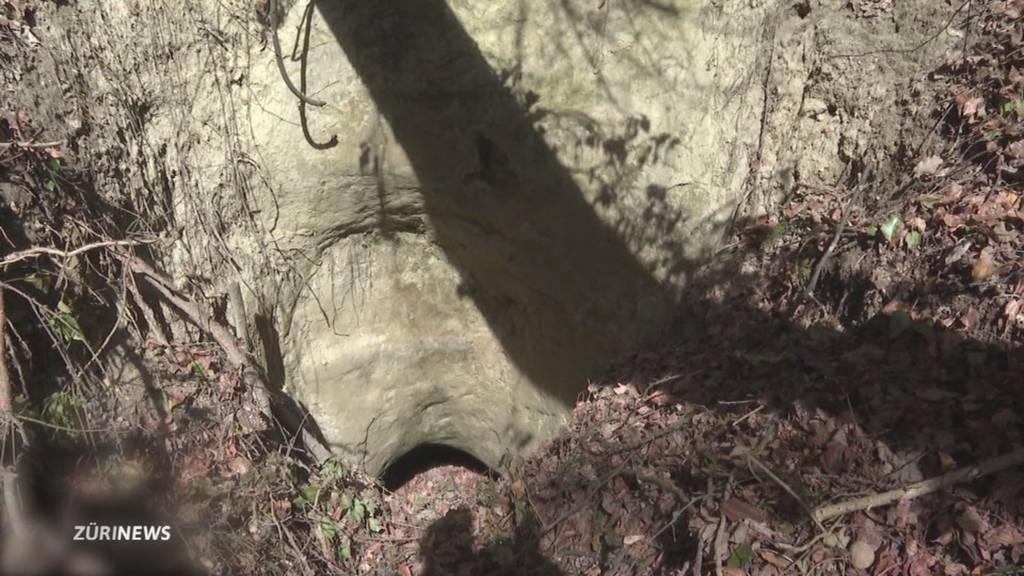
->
125, 256, 333, 463
813, 447, 1024, 522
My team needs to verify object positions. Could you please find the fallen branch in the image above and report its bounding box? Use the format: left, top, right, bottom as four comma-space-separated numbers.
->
0, 239, 148, 268
0, 290, 26, 539
813, 447, 1024, 522
126, 256, 332, 462
0, 140, 64, 151
714, 473, 736, 576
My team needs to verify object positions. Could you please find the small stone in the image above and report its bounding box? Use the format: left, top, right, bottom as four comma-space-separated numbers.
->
971, 252, 997, 281
849, 540, 875, 570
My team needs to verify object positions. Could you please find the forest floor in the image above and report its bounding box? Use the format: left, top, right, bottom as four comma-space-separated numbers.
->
1, 0, 1023, 575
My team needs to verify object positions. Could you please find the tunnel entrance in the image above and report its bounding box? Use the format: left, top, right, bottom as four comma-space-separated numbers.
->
381, 444, 494, 492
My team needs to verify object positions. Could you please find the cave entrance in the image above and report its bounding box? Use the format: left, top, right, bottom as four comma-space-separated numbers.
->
381, 444, 494, 492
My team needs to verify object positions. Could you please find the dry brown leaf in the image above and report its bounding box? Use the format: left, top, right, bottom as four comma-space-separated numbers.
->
907, 554, 935, 576
913, 155, 943, 178
943, 183, 964, 203
853, 514, 884, 549
938, 450, 957, 470
955, 505, 988, 533
989, 525, 1024, 547
961, 96, 984, 121
960, 307, 981, 329
227, 456, 250, 477
941, 213, 963, 229
1009, 140, 1024, 159
759, 549, 790, 569
1005, 299, 1022, 323
623, 534, 644, 546
943, 563, 969, 576
871, 268, 893, 292
821, 442, 847, 473
996, 2, 1021, 18
720, 498, 768, 524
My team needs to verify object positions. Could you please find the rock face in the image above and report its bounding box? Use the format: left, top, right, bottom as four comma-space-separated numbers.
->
266, 0, 778, 473
19, 0, 954, 474
277, 0, 776, 473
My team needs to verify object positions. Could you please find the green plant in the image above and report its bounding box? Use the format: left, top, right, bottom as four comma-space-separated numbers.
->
42, 158, 62, 192
904, 230, 921, 251
339, 491, 382, 532
726, 543, 754, 569
41, 390, 85, 437
879, 214, 902, 244
764, 219, 791, 246
475, 478, 499, 508
24, 272, 49, 291
51, 300, 85, 343
998, 97, 1024, 117
291, 458, 384, 548
795, 257, 814, 284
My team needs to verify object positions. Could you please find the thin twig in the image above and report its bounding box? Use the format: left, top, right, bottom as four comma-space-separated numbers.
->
267, 489, 317, 576
732, 404, 764, 428
606, 415, 693, 455
651, 493, 708, 541
79, 266, 132, 373
642, 373, 681, 395
813, 447, 1024, 522
14, 414, 132, 435
828, 0, 974, 59
0, 282, 86, 391
747, 454, 824, 532
635, 472, 688, 503
803, 175, 868, 300
541, 464, 628, 535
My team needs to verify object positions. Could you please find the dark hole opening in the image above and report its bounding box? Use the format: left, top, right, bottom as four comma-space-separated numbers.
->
381, 443, 494, 491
